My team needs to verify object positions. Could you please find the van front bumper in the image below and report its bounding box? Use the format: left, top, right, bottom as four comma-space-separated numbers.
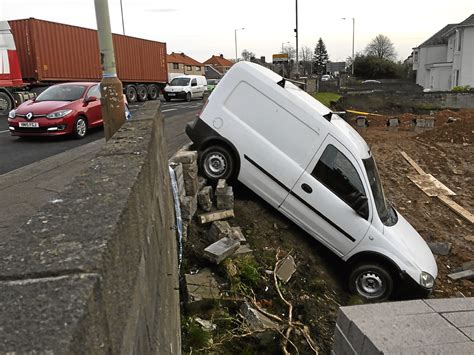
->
186, 118, 221, 150
164, 91, 187, 99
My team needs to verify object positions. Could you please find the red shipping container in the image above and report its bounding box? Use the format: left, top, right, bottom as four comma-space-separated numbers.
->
8, 18, 167, 84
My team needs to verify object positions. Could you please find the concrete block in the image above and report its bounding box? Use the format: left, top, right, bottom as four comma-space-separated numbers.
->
216, 186, 234, 210
230, 226, 246, 242
384, 341, 474, 355
204, 237, 240, 264
448, 269, 474, 280
197, 186, 213, 212
185, 268, 221, 302
197, 176, 208, 191
356, 116, 367, 127
182, 163, 199, 196
239, 302, 279, 331
442, 311, 474, 327
171, 149, 197, 164
198, 209, 234, 224
275, 255, 296, 283
180, 195, 197, 222
216, 179, 227, 194
428, 241, 452, 255
209, 221, 231, 241
389, 118, 400, 127
332, 324, 357, 355
424, 298, 474, 312
234, 245, 253, 255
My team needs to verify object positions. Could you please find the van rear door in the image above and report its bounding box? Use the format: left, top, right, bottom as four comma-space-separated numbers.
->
279, 134, 371, 256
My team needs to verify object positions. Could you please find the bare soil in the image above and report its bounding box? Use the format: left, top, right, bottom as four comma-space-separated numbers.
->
183, 109, 473, 354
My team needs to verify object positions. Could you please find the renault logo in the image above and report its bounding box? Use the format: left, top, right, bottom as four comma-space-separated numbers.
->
26, 112, 34, 120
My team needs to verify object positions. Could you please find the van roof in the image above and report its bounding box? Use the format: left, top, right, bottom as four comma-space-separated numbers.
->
228, 62, 370, 159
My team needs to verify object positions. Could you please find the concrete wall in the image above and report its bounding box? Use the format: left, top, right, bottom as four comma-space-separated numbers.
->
0, 101, 181, 354
339, 91, 474, 111
333, 298, 474, 354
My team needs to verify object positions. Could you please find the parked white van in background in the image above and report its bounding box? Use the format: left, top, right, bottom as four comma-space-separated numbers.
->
186, 61, 438, 301
164, 75, 207, 102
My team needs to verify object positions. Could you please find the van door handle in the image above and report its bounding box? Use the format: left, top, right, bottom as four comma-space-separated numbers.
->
301, 183, 313, 194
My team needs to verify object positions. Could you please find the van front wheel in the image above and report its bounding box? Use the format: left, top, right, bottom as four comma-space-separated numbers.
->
200, 145, 234, 182
349, 263, 393, 302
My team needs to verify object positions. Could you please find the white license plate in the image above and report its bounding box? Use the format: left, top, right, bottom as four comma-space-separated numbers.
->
168, 93, 176, 96
19, 122, 39, 128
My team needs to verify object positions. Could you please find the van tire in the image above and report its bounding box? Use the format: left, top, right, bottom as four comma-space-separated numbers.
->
200, 145, 234, 182
185, 92, 191, 102
349, 263, 393, 302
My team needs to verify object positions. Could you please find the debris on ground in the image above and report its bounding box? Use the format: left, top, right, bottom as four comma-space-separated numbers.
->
428, 242, 452, 256
198, 209, 235, 224
204, 237, 241, 264
275, 255, 297, 283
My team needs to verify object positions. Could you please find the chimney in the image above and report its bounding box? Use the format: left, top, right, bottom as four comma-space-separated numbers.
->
260, 56, 266, 63
219, 54, 224, 58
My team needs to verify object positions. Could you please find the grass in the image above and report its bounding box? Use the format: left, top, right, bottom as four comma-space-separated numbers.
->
312, 92, 342, 108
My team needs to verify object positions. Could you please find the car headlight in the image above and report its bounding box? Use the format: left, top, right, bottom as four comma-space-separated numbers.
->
46, 109, 72, 119
420, 271, 434, 288
8, 110, 16, 119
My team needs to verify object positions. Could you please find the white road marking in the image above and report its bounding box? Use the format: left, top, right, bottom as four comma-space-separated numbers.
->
0, 130, 10, 134
162, 108, 178, 113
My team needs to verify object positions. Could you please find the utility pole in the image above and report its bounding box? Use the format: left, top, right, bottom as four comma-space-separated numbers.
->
234, 28, 244, 62
342, 17, 355, 75
94, 0, 125, 141
295, 0, 299, 76
120, 0, 125, 35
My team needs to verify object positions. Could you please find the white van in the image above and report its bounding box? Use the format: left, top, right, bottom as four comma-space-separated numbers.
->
164, 75, 207, 102
186, 62, 437, 301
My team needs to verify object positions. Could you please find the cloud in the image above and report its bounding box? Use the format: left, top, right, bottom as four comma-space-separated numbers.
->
147, 8, 178, 13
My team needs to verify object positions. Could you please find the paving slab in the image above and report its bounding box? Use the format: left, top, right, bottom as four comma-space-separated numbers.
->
424, 297, 474, 312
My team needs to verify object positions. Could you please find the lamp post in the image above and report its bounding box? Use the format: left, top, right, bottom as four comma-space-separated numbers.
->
119, 0, 125, 35
295, 0, 299, 76
234, 27, 245, 62
342, 17, 355, 75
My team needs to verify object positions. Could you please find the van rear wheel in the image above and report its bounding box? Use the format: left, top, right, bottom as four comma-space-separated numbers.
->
349, 263, 393, 302
200, 145, 234, 182
185, 92, 191, 102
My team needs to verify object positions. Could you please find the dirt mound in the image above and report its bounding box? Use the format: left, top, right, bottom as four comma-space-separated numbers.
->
418, 109, 474, 144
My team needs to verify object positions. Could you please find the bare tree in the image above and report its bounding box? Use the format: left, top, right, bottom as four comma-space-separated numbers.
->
365, 34, 397, 61
281, 43, 296, 61
299, 46, 313, 76
241, 49, 255, 61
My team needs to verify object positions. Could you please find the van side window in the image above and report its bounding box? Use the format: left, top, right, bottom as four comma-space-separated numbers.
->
191, 78, 197, 86
312, 145, 366, 206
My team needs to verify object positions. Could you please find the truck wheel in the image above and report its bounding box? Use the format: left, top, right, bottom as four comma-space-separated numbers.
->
349, 263, 394, 302
137, 85, 148, 102
185, 92, 191, 102
73, 116, 88, 139
0, 92, 13, 116
200, 145, 234, 182
125, 85, 137, 103
147, 84, 159, 100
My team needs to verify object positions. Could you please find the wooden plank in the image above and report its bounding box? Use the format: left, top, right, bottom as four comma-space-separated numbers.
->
447, 269, 474, 281
407, 174, 456, 197
400, 151, 426, 175
438, 195, 474, 224
198, 209, 234, 224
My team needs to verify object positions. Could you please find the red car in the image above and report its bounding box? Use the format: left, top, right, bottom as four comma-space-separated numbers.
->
8, 82, 103, 138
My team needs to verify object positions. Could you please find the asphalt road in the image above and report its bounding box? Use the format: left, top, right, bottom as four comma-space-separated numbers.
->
0, 99, 203, 175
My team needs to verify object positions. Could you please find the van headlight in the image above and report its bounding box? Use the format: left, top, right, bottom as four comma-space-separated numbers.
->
8, 110, 16, 119
420, 272, 434, 288
46, 109, 72, 119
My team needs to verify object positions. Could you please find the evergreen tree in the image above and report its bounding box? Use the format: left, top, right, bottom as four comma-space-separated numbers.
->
313, 38, 329, 74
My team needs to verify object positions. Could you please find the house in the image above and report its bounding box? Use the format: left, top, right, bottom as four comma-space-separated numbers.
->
203, 54, 234, 78
413, 14, 474, 91
167, 52, 204, 78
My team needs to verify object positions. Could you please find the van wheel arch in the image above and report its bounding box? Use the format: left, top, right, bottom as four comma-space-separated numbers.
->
198, 138, 240, 182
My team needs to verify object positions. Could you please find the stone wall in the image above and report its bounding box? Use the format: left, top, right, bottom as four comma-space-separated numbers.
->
0, 101, 181, 354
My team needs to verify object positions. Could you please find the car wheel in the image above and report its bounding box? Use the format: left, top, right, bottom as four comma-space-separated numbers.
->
0, 92, 13, 116
137, 85, 148, 102
349, 263, 394, 301
199, 145, 234, 182
73, 116, 88, 139
147, 84, 159, 100
185, 92, 191, 102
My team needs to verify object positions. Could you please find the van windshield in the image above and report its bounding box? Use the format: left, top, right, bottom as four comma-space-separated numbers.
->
363, 156, 397, 226
170, 78, 190, 86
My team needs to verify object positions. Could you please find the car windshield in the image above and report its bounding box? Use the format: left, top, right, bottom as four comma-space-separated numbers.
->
170, 78, 190, 86
36, 85, 86, 102
363, 156, 397, 226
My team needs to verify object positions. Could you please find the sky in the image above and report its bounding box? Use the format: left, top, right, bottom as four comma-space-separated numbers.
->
1, 0, 473, 63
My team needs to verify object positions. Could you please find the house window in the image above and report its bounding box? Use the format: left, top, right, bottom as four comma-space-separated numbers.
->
413, 51, 418, 63
457, 30, 462, 51
196, 66, 201, 71
455, 70, 460, 86
172, 63, 179, 69
186, 65, 192, 71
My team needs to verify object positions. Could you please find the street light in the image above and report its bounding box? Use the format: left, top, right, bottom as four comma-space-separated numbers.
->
234, 27, 245, 62
119, 0, 125, 35
295, 0, 299, 76
342, 17, 355, 75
